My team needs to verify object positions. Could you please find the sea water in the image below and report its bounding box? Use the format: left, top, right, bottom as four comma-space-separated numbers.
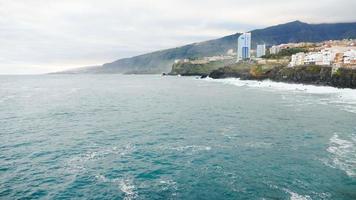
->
0, 75, 355, 199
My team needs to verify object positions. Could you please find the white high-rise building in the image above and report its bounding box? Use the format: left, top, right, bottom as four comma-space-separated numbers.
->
237, 33, 251, 61
257, 44, 266, 58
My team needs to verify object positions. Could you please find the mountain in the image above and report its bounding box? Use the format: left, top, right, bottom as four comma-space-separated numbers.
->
251, 20, 356, 46
65, 21, 356, 74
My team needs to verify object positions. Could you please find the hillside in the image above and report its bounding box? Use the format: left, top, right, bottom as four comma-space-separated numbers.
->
64, 21, 356, 74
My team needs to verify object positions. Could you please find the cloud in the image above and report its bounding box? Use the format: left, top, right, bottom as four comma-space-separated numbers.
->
0, 0, 355, 74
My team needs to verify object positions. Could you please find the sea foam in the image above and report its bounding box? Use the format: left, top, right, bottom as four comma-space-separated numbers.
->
326, 133, 356, 177
119, 178, 138, 200
203, 78, 355, 95
65, 144, 134, 173
203, 78, 356, 114
287, 190, 312, 200
95, 175, 138, 200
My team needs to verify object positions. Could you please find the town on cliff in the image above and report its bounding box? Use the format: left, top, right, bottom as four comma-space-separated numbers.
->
168, 34, 356, 89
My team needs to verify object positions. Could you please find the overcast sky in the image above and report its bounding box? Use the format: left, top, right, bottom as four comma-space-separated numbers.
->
0, 0, 355, 74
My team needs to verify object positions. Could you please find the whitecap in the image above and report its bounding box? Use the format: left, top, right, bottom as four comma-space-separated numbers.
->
170, 145, 212, 153
159, 179, 178, 192
326, 133, 356, 177
204, 77, 355, 95
65, 144, 134, 173
286, 190, 312, 200
267, 184, 328, 200
119, 178, 138, 200
243, 141, 273, 148
203, 78, 356, 114
95, 175, 138, 200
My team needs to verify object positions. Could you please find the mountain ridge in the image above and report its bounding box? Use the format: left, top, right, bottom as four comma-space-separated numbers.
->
58, 20, 356, 74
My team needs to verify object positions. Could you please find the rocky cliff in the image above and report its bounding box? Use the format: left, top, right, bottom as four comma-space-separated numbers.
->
209, 65, 356, 89
169, 59, 235, 76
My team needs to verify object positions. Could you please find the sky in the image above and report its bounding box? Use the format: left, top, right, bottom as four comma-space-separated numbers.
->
0, 0, 355, 74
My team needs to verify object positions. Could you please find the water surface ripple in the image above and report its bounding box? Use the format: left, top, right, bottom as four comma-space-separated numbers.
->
0, 75, 355, 199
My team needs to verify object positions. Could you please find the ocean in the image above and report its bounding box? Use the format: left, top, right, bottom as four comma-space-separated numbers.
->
0, 75, 355, 199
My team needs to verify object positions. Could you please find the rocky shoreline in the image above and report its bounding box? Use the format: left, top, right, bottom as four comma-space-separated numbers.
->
168, 61, 356, 89
208, 65, 356, 89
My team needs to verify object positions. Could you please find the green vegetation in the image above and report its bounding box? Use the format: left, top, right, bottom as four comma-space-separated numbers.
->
170, 59, 234, 75
226, 62, 256, 71
262, 47, 308, 59
208, 62, 285, 79
333, 68, 342, 77
170, 56, 356, 88
250, 65, 274, 78
304, 65, 322, 73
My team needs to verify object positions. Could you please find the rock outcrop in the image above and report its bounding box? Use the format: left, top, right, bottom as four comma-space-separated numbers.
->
209, 65, 356, 89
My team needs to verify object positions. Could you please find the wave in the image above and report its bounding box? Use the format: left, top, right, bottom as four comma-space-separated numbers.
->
325, 133, 356, 177
243, 141, 273, 149
204, 78, 355, 94
119, 178, 138, 200
95, 176, 179, 199
267, 184, 316, 200
95, 175, 138, 200
159, 179, 178, 191
203, 78, 356, 114
169, 145, 211, 152
284, 189, 312, 200
65, 144, 134, 173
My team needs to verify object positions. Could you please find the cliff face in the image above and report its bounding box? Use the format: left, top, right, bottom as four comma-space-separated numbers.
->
268, 66, 333, 84
209, 66, 251, 79
209, 65, 356, 89
330, 68, 356, 88
169, 59, 235, 76
269, 66, 356, 88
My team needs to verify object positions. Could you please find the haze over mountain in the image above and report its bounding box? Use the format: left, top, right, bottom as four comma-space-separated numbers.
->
61, 21, 356, 74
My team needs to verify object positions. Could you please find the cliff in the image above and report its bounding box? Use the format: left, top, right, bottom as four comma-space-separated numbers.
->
169, 59, 235, 76
209, 65, 356, 89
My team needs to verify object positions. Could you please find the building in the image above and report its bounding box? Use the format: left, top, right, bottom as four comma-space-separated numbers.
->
289, 52, 305, 67
256, 44, 266, 58
289, 48, 354, 67
269, 45, 280, 54
320, 49, 336, 65
304, 53, 323, 65
287, 40, 356, 68
237, 32, 251, 61
343, 49, 356, 65
334, 53, 344, 65
226, 49, 236, 56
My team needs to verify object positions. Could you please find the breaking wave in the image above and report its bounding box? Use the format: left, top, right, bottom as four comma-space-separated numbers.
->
326, 133, 356, 177
65, 144, 134, 173
204, 78, 355, 94
119, 178, 138, 200
284, 189, 312, 200
95, 175, 138, 200
267, 184, 315, 200
169, 145, 212, 153
203, 78, 356, 114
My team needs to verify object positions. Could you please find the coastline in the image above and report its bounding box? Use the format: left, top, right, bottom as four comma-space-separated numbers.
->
168, 63, 356, 89
201, 77, 356, 114
209, 65, 356, 89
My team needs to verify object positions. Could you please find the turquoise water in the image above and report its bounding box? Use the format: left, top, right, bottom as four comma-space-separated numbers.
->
0, 75, 355, 200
